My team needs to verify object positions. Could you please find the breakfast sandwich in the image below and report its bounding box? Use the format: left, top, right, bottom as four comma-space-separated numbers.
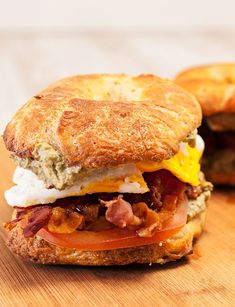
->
3, 74, 212, 265
176, 63, 235, 186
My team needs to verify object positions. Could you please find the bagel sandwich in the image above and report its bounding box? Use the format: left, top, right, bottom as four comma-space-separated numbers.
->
3, 74, 212, 265
176, 63, 235, 186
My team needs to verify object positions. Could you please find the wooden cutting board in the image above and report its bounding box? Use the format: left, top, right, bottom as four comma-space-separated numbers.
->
0, 140, 235, 307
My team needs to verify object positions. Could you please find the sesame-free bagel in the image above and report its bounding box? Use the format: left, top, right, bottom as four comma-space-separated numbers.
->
175, 63, 235, 116
4, 74, 201, 169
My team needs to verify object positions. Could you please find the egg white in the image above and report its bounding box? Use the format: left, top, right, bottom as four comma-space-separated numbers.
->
5, 164, 148, 207
5, 135, 205, 208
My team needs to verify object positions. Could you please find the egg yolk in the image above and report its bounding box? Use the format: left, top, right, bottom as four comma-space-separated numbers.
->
136, 144, 202, 186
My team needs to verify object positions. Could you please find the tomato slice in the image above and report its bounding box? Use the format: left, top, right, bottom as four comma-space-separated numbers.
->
38, 195, 188, 251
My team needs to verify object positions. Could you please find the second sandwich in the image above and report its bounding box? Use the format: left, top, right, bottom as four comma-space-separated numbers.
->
176, 63, 235, 186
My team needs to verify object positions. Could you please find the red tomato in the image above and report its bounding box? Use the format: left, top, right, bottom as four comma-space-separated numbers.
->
38, 195, 188, 251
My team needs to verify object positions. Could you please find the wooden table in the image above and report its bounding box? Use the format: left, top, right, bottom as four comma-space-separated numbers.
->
0, 140, 235, 306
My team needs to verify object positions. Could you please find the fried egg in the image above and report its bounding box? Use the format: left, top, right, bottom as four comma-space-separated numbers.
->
5, 164, 149, 207
5, 135, 204, 207
136, 135, 204, 187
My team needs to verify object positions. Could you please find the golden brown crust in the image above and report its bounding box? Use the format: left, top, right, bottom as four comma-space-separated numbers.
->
6, 212, 205, 265
204, 171, 235, 186
175, 63, 235, 116
3, 74, 201, 169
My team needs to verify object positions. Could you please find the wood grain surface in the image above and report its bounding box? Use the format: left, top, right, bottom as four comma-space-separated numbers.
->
0, 139, 235, 307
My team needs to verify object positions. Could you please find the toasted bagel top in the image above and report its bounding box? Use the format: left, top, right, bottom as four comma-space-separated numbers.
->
3, 74, 201, 169
175, 63, 235, 116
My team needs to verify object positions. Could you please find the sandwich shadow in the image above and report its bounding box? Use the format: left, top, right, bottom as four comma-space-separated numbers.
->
29, 256, 190, 285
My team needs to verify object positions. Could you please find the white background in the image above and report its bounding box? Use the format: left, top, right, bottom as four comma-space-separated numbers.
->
1, 0, 235, 28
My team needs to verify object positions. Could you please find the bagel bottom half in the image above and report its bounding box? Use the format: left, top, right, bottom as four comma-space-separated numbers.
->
6, 211, 206, 266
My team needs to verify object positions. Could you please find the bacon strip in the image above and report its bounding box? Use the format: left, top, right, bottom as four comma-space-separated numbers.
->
186, 184, 203, 199
16, 208, 29, 219
104, 195, 138, 228
132, 202, 160, 237
23, 206, 52, 238
4, 218, 22, 231
75, 204, 100, 223
48, 207, 84, 233
102, 171, 186, 237
7, 170, 189, 239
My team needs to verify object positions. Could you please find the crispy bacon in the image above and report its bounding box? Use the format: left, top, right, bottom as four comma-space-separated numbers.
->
144, 170, 185, 209
103, 196, 161, 235
132, 202, 160, 237
162, 194, 178, 211
75, 204, 99, 223
47, 197, 100, 223
4, 218, 21, 231
4, 209, 28, 231
23, 206, 52, 238
7, 170, 190, 238
48, 207, 84, 234
186, 184, 203, 199
102, 170, 186, 237
104, 195, 140, 228
15, 208, 28, 219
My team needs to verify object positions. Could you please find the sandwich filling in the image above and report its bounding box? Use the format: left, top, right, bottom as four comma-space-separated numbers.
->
199, 113, 235, 181
4, 133, 212, 250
